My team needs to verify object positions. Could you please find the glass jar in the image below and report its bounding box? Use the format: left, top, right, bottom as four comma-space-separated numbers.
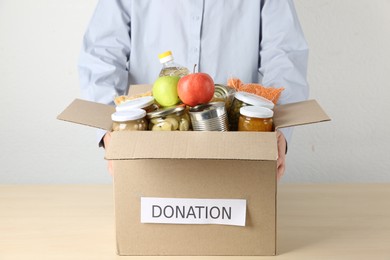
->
111, 109, 148, 131
116, 96, 158, 113
147, 105, 191, 131
238, 106, 274, 132
228, 91, 274, 131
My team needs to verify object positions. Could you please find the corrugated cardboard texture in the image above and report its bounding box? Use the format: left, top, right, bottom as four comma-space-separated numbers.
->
114, 159, 276, 256
273, 99, 330, 129
57, 99, 115, 130
105, 131, 277, 161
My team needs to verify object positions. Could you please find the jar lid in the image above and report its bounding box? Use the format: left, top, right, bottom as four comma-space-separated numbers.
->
111, 109, 146, 122
146, 104, 185, 119
234, 92, 274, 109
116, 96, 155, 112
240, 106, 274, 119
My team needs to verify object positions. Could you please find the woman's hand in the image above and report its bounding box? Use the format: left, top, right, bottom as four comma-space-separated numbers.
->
103, 132, 114, 176
276, 130, 287, 181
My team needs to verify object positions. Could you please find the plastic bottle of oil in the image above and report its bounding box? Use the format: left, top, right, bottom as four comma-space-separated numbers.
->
158, 51, 189, 77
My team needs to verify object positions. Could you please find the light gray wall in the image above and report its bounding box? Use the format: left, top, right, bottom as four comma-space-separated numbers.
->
1, 0, 389, 184
285, 0, 390, 182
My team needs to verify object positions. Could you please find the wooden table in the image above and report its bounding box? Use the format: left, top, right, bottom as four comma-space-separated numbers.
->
1, 184, 390, 259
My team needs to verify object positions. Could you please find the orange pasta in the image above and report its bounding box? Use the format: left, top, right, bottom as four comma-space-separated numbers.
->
227, 78, 284, 104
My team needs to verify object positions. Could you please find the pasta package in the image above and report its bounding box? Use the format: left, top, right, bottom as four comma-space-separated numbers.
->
227, 78, 284, 104
114, 91, 153, 105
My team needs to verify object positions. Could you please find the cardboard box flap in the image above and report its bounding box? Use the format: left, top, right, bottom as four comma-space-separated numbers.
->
128, 84, 152, 95
273, 99, 330, 129
57, 99, 114, 130
105, 131, 277, 161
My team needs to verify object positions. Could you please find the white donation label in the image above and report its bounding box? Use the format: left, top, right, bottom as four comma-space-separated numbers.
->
141, 197, 246, 226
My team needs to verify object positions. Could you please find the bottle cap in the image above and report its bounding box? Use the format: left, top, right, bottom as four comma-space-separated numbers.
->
116, 96, 155, 112
240, 106, 274, 119
158, 51, 174, 63
234, 91, 274, 109
111, 109, 146, 122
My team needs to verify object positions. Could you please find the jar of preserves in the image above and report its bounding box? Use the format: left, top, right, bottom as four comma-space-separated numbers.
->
116, 96, 158, 113
111, 109, 148, 131
147, 105, 191, 131
228, 91, 274, 131
238, 106, 274, 132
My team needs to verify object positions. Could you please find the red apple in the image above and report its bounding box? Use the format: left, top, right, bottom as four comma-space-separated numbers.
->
177, 70, 215, 107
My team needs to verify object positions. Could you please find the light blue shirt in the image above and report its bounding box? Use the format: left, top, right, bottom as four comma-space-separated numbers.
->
78, 0, 309, 144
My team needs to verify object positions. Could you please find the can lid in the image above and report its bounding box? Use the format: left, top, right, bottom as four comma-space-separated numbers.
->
116, 96, 155, 112
189, 102, 226, 120
146, 104, 185, 119
111, 109, 146, 122
214, 84, 236, 99
189, 102, 225, 113
234, 92, 274, 109
240, 106, 274, 119
158, 51, 173, 63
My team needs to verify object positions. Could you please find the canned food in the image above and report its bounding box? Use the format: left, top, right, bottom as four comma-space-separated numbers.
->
111, 109, 148, 131
146, 105, 191, 131
212, 84, 236, 112
228, 91, 274, 131
238, 106, 274, 132
189, 102, 228, 131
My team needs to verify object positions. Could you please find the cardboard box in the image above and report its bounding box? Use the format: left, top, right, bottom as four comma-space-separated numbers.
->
57, 85, 330, 256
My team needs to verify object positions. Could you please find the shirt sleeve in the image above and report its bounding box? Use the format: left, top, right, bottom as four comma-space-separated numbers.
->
78, 0, 131, 106
78, 0, 131, 147
259, 0, 309, 145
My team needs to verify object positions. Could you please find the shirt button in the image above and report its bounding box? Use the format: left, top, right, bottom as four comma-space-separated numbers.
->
194, 48, 198, 52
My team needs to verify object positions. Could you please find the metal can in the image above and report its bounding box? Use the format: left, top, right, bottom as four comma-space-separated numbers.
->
212, 84, 236, 113
189, 102, 228, 131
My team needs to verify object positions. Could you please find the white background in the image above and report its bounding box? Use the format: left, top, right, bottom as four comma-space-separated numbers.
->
1, 0, 389, 184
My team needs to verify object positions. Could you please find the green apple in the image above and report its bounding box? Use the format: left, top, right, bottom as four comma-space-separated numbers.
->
152, 76, 181, 107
